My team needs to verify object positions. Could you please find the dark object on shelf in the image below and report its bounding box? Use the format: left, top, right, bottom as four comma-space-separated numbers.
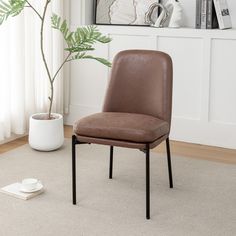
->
196, 0, 202, 28
72, 50, 174, 220
201, 0, 208, 29
207, 0, 219, 29
196, 0, 219, 29
94, 0, 160, 26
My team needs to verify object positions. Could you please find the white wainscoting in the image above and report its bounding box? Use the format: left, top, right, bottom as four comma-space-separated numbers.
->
65, 26, 236, 149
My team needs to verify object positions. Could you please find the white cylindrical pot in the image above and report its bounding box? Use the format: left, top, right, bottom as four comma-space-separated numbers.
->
29, 113, 64, 151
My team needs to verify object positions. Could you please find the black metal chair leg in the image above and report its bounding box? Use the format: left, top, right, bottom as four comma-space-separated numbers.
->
146, 144, 150, 220
109, 146, 113, 179
72, 135, 77, 205
166, 138, 173, 188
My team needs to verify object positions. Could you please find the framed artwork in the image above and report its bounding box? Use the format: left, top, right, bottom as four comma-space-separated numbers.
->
94, 0, 160, 26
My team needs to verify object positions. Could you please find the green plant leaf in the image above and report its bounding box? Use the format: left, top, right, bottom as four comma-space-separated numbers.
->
51, 13, 75, 47
65, 46, 95, 53
51, 14, 112, 67
0, 0, 26, 25
80, 55, 112, 67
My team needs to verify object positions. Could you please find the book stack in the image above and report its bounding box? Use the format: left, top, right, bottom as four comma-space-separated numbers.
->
0, 183, 44, 200
196, 0, 232, 29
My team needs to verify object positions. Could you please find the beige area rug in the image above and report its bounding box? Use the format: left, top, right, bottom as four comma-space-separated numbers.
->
0, 139, 235, 236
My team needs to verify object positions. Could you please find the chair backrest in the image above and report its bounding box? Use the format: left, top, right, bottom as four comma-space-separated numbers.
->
103, 50, 173, 124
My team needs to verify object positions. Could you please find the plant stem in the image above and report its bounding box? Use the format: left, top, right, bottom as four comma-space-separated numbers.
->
40, 0, 53, 119
25, 1, 43, 20
27, 0, 73, 119
48, 82, 54, 119
52, 52, 72, 83
48, 53, 72, 117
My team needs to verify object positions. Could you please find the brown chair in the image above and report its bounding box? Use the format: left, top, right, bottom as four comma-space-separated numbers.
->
72, 50, 173, 219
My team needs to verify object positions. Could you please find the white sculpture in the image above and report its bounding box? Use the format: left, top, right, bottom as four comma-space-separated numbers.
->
164, 0, 183, 28
109, 0, 159, 25
154, 5, 169, 27
145, 3, 169, 28
109, 0, 182, 28
132, 0, 157, 25
145, 0, 183, 28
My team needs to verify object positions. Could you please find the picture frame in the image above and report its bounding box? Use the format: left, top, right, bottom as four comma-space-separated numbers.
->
94, 0, 161, 26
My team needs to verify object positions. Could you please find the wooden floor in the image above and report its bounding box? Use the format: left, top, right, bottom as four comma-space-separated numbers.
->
0, 136, 28, 155
1, 125, 236, 165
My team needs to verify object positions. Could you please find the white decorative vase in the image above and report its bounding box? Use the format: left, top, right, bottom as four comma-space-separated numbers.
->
29, 113, 64, 151
165, 0, 183, 28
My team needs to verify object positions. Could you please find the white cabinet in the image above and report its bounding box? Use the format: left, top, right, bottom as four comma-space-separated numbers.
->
65, 26, 236, 149
67, 0, 236, 149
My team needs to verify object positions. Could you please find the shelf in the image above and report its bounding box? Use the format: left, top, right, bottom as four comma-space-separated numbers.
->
96, 25, 236, 39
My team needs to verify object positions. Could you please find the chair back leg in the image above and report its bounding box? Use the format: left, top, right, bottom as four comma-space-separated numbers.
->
166, 138, 173, 188
72, 135, 77, 205
146, 144, 150, 220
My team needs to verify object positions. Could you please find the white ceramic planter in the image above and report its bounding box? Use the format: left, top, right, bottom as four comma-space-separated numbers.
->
29, 113, 64, 151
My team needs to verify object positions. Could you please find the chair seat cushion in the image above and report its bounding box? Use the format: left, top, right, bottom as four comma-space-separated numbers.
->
73, 112, 169, 143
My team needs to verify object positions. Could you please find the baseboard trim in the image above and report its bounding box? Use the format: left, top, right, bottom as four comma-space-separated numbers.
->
1, 126, 235, 165
153, 140, 236, 165
65, 126, 236, 165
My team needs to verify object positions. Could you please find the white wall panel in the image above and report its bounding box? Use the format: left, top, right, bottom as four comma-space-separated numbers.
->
109, 35, 156, 60
210, 39, 236, 124
70, 42, 108, 107
70, 0, 82, 26
158, 37, 204, 120
68, 42, 109, 123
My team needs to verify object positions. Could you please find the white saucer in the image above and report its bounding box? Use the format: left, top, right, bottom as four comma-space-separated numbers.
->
20, 183, 43, 193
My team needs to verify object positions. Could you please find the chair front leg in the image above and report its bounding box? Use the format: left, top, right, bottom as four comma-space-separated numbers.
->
146, 144, 150, 220
109, 146, 114, 179
72, 135, 77, 205
166, 138, 173, 188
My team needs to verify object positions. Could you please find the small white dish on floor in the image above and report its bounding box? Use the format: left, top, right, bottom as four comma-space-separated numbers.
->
20, 182, 43, 193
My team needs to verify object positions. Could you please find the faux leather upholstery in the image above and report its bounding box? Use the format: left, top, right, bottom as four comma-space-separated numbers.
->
74, 112, 169, 143
73, 50, 173, 149
75, 134, 168, 150
103, 50, 173, 124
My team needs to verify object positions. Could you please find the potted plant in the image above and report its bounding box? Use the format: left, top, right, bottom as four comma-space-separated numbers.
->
0, 0, 111, 151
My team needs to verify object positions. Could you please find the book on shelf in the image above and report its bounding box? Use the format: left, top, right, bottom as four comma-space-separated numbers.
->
207, 0, 219, 29
196, 0, 202, 28
0, 183, 44, 200
201, 0, 208, 29
213, 0, 232, 29
196, 0, 231, 30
